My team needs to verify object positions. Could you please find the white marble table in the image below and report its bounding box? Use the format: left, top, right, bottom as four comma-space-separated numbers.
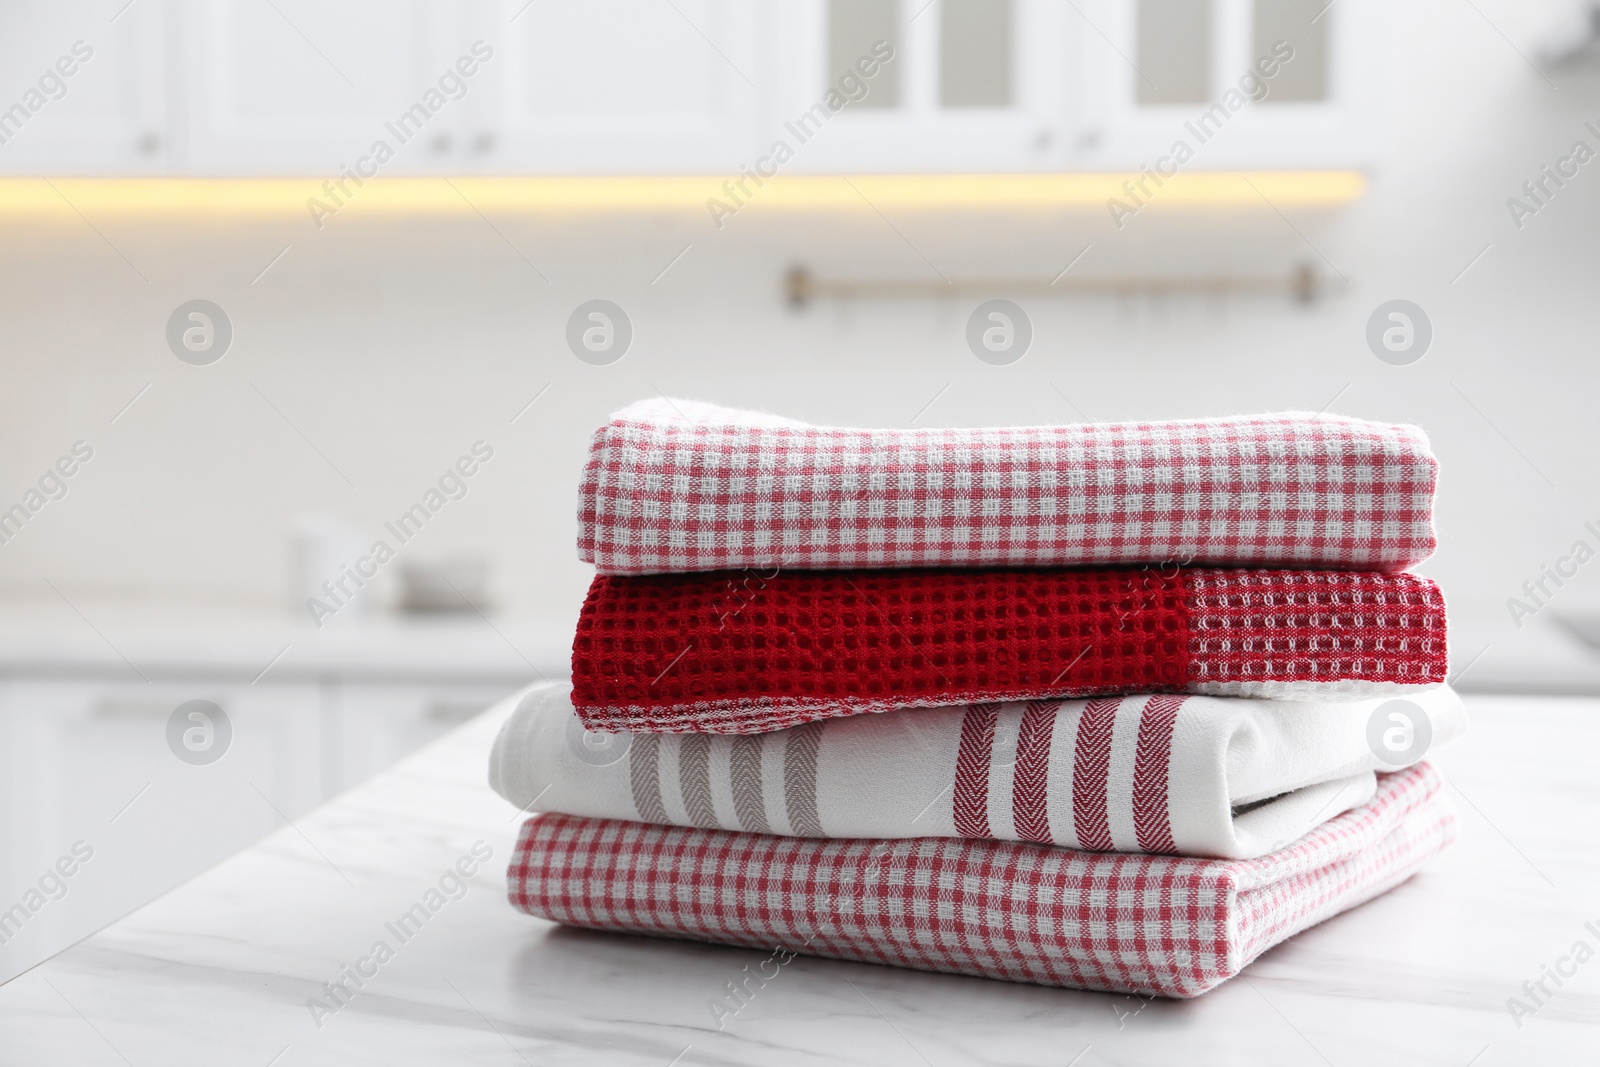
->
3, 693, 1596, 1065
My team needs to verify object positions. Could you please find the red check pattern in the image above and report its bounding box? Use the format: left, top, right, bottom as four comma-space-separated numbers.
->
571, 566, 1449, 734
577, 400, 1438, 575
507, 763, 1456, 998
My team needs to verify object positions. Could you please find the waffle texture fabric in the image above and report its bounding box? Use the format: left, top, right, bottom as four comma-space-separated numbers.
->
507, 762, 1455, 998
491, 682, 1465, 859
577, 398, 1439, 575
571, 566, 1450, 734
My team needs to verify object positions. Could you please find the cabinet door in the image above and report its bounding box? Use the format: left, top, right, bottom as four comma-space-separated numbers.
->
326, 681, 518, 796
175, 0, 471, 174
476, 0, 759, 173
1080, 0, 1380, 169
765, 0, 1073, 173
0, 679, 322, 985
0, 0, 167, 174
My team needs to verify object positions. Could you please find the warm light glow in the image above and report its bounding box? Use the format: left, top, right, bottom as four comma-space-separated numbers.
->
0, 172, 1365, 219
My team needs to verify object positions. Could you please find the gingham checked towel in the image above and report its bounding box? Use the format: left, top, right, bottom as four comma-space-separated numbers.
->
491, 683, 1465, 859
578, 399, 1438, 575
507, 762, 1455, 997
572, 566, 1450, 734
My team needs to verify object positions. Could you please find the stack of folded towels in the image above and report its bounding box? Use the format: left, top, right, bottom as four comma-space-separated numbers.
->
491, 398, 1463, 997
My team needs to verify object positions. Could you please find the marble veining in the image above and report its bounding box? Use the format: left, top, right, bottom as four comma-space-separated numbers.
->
2, 694, 1596, 1065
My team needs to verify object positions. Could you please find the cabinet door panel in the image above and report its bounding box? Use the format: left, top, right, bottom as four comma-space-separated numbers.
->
0, 0, 166, 173
0, 679, 321, 984
1079, 0, 1379, 170
766, 0, 1073, 174
177, 0, 470, 173
478, 0, 759, 173
328, 681, 517, 795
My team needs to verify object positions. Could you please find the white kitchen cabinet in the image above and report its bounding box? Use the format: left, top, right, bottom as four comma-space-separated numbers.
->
759, 0, 1375, 174
475, 0, 760, 173
0, 671, 521, 984
326, 680, 515, 795
0, 0, 1378, 176
1080, 0, 1381, 169
0, 0, 167, 174
766, 0, 1076, 173
173, 0, 473, 174
0, 678, 323, 984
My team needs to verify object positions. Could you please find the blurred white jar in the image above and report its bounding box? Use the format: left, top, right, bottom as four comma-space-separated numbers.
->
288, 515, 369, 625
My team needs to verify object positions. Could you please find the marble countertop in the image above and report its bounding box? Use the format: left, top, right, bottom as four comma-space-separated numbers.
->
3, 693, 1597, 1065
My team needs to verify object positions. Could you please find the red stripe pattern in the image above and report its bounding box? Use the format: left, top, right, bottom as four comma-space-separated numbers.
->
572, 567, 1448, 735
1011, 700, 1058, 844
1071, 698, 1121, 851
578, 403, 1439, 575
952, 704, 1000, 838
508, 764, 1456, 998
1132, 695, 1186, 853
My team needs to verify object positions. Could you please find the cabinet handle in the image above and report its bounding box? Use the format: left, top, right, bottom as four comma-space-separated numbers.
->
424, 701, 485, 723
94, 698, 219, 719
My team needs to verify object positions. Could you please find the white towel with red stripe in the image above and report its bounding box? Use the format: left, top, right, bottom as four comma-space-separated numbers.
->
489, 682, 1465, 859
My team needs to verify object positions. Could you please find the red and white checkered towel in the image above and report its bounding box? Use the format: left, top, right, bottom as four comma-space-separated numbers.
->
507, 762, 1455, 998
573, 566, 1449, 734
578, 399, 1438, 575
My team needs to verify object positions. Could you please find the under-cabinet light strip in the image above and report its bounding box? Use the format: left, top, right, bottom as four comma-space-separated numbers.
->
0, 171, 1365, 217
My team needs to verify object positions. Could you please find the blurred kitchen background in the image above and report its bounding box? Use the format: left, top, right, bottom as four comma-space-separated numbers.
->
2, 0, 1599, 982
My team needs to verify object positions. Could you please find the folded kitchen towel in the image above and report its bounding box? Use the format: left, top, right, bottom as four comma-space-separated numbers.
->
491, 682, 1465, 859
578, 398, 1438, 575
572, 566, 1449, 734
506, 762, 1455, 998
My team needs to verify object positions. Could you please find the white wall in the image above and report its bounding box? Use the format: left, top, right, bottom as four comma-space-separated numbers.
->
1, 0, 1597, 668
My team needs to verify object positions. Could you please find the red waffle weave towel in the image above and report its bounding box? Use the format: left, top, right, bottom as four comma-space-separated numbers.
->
507, 762, 1455, 998
571, 566, 1449, 734
577, 398, 1438, 575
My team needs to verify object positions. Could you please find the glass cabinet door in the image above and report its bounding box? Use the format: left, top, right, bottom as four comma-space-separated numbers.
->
1082, 0, 1373, 170
768, 0, 1074, 173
